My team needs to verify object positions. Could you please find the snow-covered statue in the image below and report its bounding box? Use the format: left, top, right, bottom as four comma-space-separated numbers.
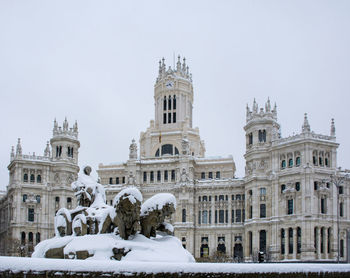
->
112, 187, 142, 240
140, 193, 176, 238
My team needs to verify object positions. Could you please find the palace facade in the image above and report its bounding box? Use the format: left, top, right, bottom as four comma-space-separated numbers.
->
1, 57, 349, 262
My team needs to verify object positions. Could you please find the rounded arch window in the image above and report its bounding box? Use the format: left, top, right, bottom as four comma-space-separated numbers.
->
23, 173, 28, 182
30, 174, 35, 182
155, 144, 179, 157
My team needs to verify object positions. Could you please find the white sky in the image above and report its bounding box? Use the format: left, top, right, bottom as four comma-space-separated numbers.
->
1, 0, 350, 190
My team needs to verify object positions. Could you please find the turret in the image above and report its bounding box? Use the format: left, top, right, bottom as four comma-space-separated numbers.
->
302, 113, 311, 133
330, 118, 336, 137
50, 118, 80, 164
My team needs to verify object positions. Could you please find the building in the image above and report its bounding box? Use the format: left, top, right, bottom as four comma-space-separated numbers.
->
1, 56, 349, 261
0, 119, 79, 256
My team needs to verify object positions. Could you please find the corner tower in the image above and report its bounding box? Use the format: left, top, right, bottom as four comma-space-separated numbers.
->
139, 56, 205, 158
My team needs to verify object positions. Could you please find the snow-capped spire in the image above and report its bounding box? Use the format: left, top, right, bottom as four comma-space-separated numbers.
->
63, 117, 69, 131
330, 118, 336, 137
302, 113, 311, 133
53, 118, 58, 134
265, 97, 271, 112
253, 98, 258, 113
16, 138, 22, 157
73, 120, 78, 133
176, 55, 181, 72
44, 141, 51, 157
246, 103, 250, 118
10, 146, 14, 160
182, 57, 186, 72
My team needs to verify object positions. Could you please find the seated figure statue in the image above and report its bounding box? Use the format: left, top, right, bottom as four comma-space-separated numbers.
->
140, 193, 176, 238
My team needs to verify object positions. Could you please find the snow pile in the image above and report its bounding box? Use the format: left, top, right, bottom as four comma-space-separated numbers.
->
33, 233, 194, 262
141, 193, 176, 216
113, 187, 143, 207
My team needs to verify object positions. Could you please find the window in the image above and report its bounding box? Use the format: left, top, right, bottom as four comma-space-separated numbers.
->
55, 196, 60, 202
295, 182, 300, 191
231, 195, 234, 201
28, 232, 33, 243
281, 229, 285, 254
249, 205, 253, 219
173, 95, 176, 109
67, 197, 72, 208
217, 237, 226, 254
168, 96, 172, 110
23, 173, 28, 182
260, 188, 266, 195
173, 112, 176, 123
23, 194, 27, 202
339, 186, 344, 194
281, 160, 286, 169
215, 195, 217, 201
259, 230, 266, 253
200, 237, 209, 258
340, 202, 344, 217
225, 195, 228, 201
171, 170, 175, 181
248, 133, 253, 145
321, 227, 325, 253
164, 170, 168, 181
288, 228, 293, 254
288, 158, 293, 167
260, 204, 266, 218
219, 195, 224, 201
143, 172, 147, 182
297, 227, 301, 254
319, 157, 323, 166
37, 175, 41, 183
168, 112, 171, 123
202, 196, 207, 202
109, 177, 113, 184
248, 231, 253, 255
231, 210, 235, 223
28, 208, 34, 222
236, 209, 241, 222
182, 209, 186, 222
281, 184, 286, 193
161, 144, 173, 155
215, 210, 218, 223
236, 194, 241, 200
340, 239, 344, 257
157, 170, 161, 181
163, 97, 167, 110
202, 210, 208, 224
327, 228, 331, 254
201, 172, 205, 179
296, 157, 301, 166
36, 195, 41, 204
150, 171, 154, 182
36, 232, 40, 244
209, 196, 211, 202
321, 198, 326, 214
225, 209, 228, 223
198, 196, 201, 202
325, 158, 329, 167
116, 177, 119, 184
314, 227, 318, 253
219, 210, 225, 223
155, 149, 160, 157
30, 174, 35, 182
314, 181, 318, 190
122, 176, 125, 183
198, 211, 201, 224
216, 171, 220, 179
287, 199, 293, 215
21, 232, 26, 245
163, 113, 166, 124
208, 172, 213, 179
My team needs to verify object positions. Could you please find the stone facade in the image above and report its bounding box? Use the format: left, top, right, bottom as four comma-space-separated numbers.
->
0, 119, 79, 256
1, 57, 349, 262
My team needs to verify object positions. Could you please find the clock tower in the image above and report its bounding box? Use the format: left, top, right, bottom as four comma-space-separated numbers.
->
139, 56, 205, 158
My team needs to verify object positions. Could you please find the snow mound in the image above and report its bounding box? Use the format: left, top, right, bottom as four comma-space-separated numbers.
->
141, 193, 176, 216
113, 187, 143, 207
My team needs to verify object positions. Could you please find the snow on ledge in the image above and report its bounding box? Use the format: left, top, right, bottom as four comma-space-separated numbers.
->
0, 257, 349, 274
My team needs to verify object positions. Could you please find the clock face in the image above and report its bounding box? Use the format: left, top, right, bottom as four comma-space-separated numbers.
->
166, 81, 174, 88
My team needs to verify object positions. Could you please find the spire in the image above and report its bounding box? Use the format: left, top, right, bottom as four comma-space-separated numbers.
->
330, 118, 336, 137
53, 118, 58, 134
63, 117, 68, 131
162, 57, 166, 74
253, 98, 258, 113
176, 55, 181, 72
182, 57, 186, 72
302, 113, 311, 133
16, 138, 22, 157
158, 60, 162, 75
10, 146, 14, 160
73, 120, 78, 133
265, 97, 271, 112
44, 141, 51, 157
246, 103, 250, 118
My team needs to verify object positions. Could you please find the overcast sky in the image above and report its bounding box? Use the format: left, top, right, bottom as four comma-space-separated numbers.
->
1, 0, 350, 190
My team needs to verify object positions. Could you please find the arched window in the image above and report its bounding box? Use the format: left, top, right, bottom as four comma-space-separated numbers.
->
182, 209, 186, 222
173, 95, 176, 109
325, 158, 329, 167
28, 232, 33, 243
281, 160, 286, 169
163, 96, 167, 110
200, 237, 209, 258
23, 194, 27, 202
23, 173, 28, 182
288, 228, 293, 254
168, 96, 172, 110
288, 159, 293, 167
258, 130, 263, 142
161, 144, 173, 155
37, 175, 41, 183
319, 157, 323, 166
36, 232, 41, 244
67, 197, 72, 209
248, 133, 253, 145
30, 174, 35, 183
295, 182, 300, 191
36, 195, 40, 203
21, 232, 26, 245
217, 237, 226, 254
281, 229, 285, 254
202, 210, 208, 224
262, 130, 266, 142
281, 184, 286, 193
296, 157, 301, 166
297, 227, 301, 253
109, 177, 113, 184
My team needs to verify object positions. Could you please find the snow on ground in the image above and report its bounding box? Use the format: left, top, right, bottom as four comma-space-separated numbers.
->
1, 256, 350, 274
32, 233, 194, 263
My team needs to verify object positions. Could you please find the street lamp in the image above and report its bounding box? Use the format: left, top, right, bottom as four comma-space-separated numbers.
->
330, 168, 349, 263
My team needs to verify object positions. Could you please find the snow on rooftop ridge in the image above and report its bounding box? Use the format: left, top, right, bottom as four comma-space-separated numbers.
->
141, 193, 176, 216
113, 187, 143, 207
196, 155, 233, 161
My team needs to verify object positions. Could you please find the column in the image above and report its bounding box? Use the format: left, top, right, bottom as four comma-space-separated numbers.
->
293, 227, 297, 259
317, 227, 321, 259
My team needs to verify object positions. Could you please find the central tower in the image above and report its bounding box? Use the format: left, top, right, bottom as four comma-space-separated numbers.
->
139, 56, 205, 158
